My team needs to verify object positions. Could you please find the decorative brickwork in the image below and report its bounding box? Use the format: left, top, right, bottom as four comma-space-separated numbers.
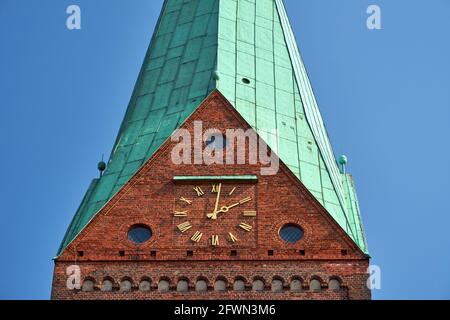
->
52, 91, 370, 300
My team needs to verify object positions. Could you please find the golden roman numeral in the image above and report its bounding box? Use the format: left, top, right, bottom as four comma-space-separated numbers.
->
191, 231, 203, 243
177, 221, 192, 233
211, 235, 219, 247
229, 232, 238, 243
239, 197, 252, 204
243, 211, 257, 217
193, 186, 204, 197
179, 197, 192, 205
174, 211, 188, 217
239, 222, 253, 232
212, 184, 220, 193
229, 187, 237, 196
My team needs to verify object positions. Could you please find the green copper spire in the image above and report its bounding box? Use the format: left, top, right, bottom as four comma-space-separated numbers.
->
58, 0, 368, 255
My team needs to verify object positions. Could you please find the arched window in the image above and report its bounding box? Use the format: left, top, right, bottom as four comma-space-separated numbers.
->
290, 278, 303, 292
233, 278, 246, 292
310, 278, 322, 292
101, 278, 113, 292
195, 279, 208, 292
158, 279, 170, 293
177, 279, 189, 292
120, 279, 132, 292
329, 278, 341, 291
214, 279, 227, 292
139, 278, 151, 292
82, 278, 95, 292
252, 279, 265, 292
271, 278, 284, 293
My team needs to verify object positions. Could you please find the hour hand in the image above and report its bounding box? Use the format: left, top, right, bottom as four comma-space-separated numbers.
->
207, 202, 240, 219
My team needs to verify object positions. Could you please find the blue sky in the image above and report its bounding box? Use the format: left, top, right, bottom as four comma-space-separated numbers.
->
0, 0, 449, 300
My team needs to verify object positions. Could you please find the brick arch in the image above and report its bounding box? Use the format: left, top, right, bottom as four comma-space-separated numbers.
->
309, 276, 324, 292
176, 276, 190, 283
234, 276, 248, 284
214, 276, 228, 292
214, 275, 234, 285
120, 276, 134, 284
251, 276, 267, 285
328, 275, 343, 283
233, 276, 248, 292
82, 277, 96, 292
272, 275, 285, 283
289, 276, 304, 292
176, 277, 190, 292
252, 276, 266, 283
309, 275, 325, 283
119, 276, 134, 292
138, 277, 152, 292
214, 275, 228, 283
83, 276, 96, 283
328, 276, 344, 291
158, 276, 172, 285
289, 275, 305, 283
196, 276, 210, 284
195, 276, 209, 292
100, 276, 115, 292
157, 276, 171, 293
252, 276, 266, 292
139, 276, 151, 282
158, 275, 172, 283
271, 276, 285, 292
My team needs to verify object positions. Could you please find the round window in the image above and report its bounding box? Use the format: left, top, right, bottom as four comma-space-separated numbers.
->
206, 134, 227, 149
128, 225, 152, 244
279, 224, 304, 243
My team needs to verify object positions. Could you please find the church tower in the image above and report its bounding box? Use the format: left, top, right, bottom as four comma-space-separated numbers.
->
52, 0, 370, 300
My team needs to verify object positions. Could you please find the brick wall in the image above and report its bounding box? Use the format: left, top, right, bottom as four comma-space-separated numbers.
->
52, 91, 371, 300
52, 260, 370, 300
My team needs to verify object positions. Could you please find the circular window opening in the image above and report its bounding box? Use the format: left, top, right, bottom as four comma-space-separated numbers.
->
279, 224, 304, 243
128, 225, 152, 244
206, 134, 227, 149
242, 78, 251, 84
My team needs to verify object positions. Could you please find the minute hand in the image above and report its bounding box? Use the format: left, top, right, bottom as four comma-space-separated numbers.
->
209, 183, 222, 220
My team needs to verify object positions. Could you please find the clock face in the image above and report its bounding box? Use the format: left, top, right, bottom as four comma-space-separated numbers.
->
173, 182, 257, 248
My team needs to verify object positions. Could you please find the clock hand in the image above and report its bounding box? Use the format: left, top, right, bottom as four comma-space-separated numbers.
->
206, 201, 241, 219
220, 202, 240, 212
207, 204, 235, 218
210, 183, 222, 220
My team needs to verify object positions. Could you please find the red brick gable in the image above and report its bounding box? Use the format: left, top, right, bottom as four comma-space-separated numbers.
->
57, 90, 365, 262
53, 90, 370, 300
